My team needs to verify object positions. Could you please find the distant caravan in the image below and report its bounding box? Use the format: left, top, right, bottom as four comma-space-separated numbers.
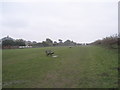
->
19, 46, 32, 49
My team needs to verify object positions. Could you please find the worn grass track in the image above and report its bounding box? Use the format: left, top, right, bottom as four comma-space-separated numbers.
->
2, 46, 118, 88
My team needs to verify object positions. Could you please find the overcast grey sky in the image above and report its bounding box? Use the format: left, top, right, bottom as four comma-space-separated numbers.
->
0, 0, 118, 43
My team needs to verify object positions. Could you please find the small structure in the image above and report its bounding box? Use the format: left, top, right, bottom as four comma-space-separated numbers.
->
19, 46, 32, 49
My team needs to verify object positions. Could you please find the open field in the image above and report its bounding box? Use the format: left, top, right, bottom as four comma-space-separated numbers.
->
2, 46, 118, 88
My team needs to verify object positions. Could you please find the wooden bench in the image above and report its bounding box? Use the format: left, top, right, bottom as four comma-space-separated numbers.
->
45, 50, 54, 56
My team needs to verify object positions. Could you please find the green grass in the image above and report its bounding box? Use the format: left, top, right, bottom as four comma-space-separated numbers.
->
2, 46, 118, 88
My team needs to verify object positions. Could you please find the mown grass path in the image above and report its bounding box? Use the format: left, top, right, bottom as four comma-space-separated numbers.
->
2, 46, 118, 88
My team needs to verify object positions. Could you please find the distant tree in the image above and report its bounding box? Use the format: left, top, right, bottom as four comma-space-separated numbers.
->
2, 40, 15, 46
101, 35, 118, 48
58, 39, 63, 46
54, 41, 57, 44
77, 43, 82, 46
32, 41, 37, 44
58, 39, 62, 43
42, 41, 49, 47
46, 38, 53, 46
64, 40, 71, 46
25, 41, 32, 46
91, 34, 118, 49
32, 42, 43, 47
91, 40, 102, 45
71, 41, 77, 46
63, 40, 77, 46
86, 43, 90, 45
53, 41, 58, 46
15, 39, 25, 46
2, 35, 14, 41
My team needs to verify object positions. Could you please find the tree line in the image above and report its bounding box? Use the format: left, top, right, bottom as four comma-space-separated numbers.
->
90, 34, 120, 49
1, 34, 119, 49
1, 36, 82, 48
2, 39, 26, 46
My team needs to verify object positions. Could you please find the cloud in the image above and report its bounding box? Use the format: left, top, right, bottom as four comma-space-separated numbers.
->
1, 0, 118, 3
2, 18, 28, 28
0, 2, 118, 43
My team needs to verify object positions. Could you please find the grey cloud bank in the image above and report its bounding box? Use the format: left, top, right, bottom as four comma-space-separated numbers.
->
0, 1, 118, 43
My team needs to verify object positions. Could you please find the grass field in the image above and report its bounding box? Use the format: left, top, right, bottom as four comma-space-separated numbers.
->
2, 46, 118, 88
